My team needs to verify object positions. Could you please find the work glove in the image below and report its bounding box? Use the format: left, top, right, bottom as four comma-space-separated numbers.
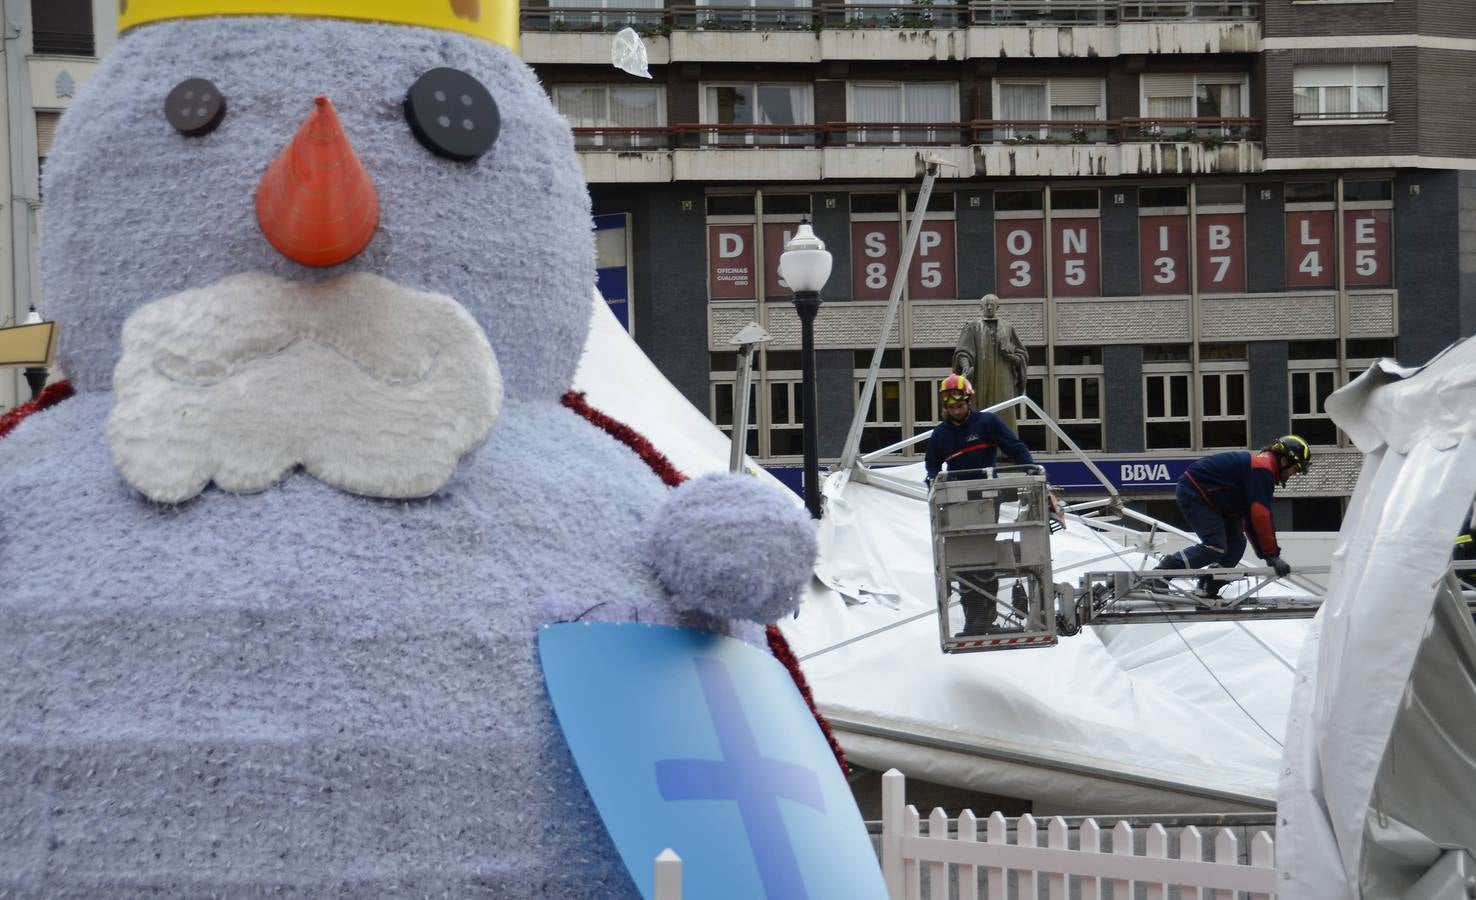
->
1266, 555, 1292, 578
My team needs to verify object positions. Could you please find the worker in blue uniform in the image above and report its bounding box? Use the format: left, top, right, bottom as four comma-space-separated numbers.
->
924, 373, 1035, 484
925, 374, 1040, 636
1151, 435, 1311, 597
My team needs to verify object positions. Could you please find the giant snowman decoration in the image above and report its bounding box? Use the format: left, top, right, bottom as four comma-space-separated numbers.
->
0, 2, 821, 895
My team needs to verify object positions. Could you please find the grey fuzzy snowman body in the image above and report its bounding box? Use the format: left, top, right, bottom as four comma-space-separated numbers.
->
0, 16, 815, 897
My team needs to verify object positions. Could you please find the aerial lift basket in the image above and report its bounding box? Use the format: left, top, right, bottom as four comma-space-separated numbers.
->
929, 466, 1057, 653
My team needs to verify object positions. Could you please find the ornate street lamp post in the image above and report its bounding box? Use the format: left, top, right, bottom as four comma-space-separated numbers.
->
777, 222, 832, 519
21, 306, 48, 400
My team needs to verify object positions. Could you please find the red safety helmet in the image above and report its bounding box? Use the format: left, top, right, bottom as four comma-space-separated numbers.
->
939, 374, 974, 406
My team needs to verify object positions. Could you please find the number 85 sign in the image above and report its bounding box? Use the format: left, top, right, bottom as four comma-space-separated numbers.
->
850, 221, 956, 299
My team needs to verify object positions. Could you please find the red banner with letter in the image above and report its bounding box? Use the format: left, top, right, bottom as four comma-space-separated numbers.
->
1196, 213, 1245, 294
994, 219, 1044, 299
709, 225, 756, 299
1139, 215, 1189, 295
1051, 217, 1100, 297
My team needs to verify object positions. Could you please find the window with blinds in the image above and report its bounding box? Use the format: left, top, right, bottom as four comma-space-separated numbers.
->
36, 112, 61, 158
36, 111, 61, 202
31, 0, 94, 56
1140, 74, 1247, 119
992, 79, 1104, 142
551, 85, 665, 148
1292, 65, 1388, 121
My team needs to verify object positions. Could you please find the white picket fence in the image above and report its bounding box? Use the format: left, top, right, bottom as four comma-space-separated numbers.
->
880, 769, 1278, 899
655, 848, 682, 900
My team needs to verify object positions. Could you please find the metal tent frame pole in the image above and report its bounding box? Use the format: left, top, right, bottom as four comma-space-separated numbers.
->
838, 158, 947, 474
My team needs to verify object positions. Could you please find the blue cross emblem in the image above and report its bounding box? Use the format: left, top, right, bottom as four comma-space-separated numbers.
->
655, 656, 824, 897
540, 622, 887, 900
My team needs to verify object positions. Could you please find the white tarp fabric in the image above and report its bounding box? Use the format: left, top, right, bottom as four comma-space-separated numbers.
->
792, 460, 1306, 813
1278, 339, 1476, 899
574, 295, 1310, 813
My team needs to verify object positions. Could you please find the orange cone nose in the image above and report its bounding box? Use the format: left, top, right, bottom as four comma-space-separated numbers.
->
255, 96, 379, 268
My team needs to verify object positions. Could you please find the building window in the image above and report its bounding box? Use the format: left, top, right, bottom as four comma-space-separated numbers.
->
31, 0, 93, 56
1293, 65, 1389, 122
552, 85, 665, 148
1144, 369, 1191, 450
711, 380, 758, 457
37, 111, 60, 203
1014, 373, 1049, 452
1199, 370, 1248, 448
1054, 376, 1104, 452
855, 375, 904, 454
912, 373, 948, 435
701, 83, 814, 146
1289, 368, 1338, 446
767, 378, 804, 458
992, 79, 1106, 142
847, 82, 958, 144
1140, 73, 1247, 119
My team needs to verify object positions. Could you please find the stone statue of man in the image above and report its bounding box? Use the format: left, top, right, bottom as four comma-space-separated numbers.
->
952, 293, 1030, 428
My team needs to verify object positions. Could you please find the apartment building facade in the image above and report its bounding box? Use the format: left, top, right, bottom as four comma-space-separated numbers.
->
525, 0, 1476, 527
0, 0, 113, 413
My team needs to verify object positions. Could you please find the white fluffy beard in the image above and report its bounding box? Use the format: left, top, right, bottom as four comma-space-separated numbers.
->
107, 271, 503, 503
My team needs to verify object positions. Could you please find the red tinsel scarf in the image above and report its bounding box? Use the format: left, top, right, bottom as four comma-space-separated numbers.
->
0, 380, 75, 440
0, 382, 849, 774
562, 389, 849, 775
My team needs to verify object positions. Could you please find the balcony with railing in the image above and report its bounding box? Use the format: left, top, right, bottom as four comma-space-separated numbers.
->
522, 0, 1259, 31
521, 0, 1261, 61
570, 116, 1264, 180
573, 116, 1261, 148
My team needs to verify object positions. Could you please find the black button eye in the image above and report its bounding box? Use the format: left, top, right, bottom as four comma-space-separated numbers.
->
165, 78, 226, 137
405, 68, 499, 162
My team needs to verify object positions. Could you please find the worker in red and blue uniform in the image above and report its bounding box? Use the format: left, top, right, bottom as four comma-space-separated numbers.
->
1153, 435, 1310, 593
925, 374, 1041, 636
924, 373, 1035, 485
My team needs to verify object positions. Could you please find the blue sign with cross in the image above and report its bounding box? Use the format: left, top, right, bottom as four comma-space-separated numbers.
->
539, 622, 887, 900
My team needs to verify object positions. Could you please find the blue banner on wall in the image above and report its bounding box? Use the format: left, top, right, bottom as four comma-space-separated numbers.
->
1042, 457, 1197, 492
594, 213, 632, 333
765, 457, 1199, 496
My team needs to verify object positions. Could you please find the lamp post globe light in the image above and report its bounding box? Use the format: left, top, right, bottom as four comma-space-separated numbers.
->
777, 222, 832, 520
22, 305, 47, 401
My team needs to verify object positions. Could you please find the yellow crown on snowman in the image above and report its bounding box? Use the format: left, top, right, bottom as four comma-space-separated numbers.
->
118, 0, 518, 52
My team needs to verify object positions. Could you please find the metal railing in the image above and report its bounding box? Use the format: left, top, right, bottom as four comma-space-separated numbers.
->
1292, 109, 1390, 122
571, 127, 674, 149
671, 123, 826, 148
520, 6, 670, 33
1118, 116, 1263, 142
671, 4, 823, 29
521, 0, 1260, 31
826, 121, 973, 146
568, 118, 1262, 150
822, 1, 968, 28
971, 119, 1118, 145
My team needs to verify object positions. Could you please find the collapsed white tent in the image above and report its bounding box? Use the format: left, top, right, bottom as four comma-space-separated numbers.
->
574, 295, 1310, 814
1278, 339, 1476, 898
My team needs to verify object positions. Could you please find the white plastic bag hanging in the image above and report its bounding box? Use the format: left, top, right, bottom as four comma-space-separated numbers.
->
611, 28, 651, 79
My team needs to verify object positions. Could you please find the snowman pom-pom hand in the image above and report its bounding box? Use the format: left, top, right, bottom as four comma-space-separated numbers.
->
645, 472, 817, 623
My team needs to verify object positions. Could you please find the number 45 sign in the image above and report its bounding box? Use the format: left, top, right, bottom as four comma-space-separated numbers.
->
1287, 210, 1391, 288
